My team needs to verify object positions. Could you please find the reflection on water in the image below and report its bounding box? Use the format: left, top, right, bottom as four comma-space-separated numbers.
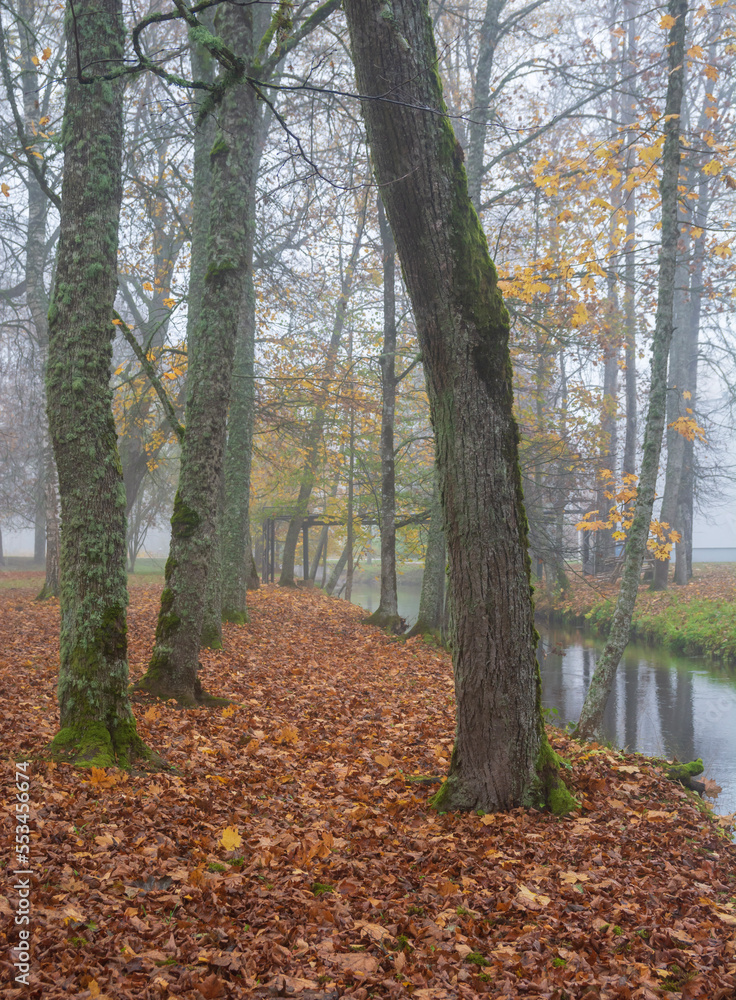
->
538, 625, 736, 817
349, 580, 736, 816
349, 581, 422, 627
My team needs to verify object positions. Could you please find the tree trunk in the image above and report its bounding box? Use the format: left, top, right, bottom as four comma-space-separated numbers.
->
221, 276, 257, 622
345, 0, 571, 813
621, 0, 638, 480
407, 471, 445, 639
324, 539, 350, 597
136, 3, 259, 705
465, 0, 503, 211
18, 0, 60, 597
45, 0, 148, 766
35, 442, 60, 601
279, 201, 367, 586
651, 246, 691, 591
577, 0, 687, 741
363, 195, 401, 631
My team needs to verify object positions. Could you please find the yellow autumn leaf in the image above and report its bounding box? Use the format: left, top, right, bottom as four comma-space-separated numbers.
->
1, 183, 8, 197
31, 55, 40, 66
686, 45, 704, 59
274, 724, 299, 744
142, 281, 153, 291
220, 825, 242, 850
42, 47, 52, 61
702, 160, 722, 176
659, 14, 675, 28
518, 884, 551, 906
570, 302, 589, 328
162, 297, 176, 308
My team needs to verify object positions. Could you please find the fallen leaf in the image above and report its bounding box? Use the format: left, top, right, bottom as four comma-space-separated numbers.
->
219, 826, 242, 850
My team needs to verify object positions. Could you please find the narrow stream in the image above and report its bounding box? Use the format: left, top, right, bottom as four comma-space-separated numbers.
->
348, 581, 736, 817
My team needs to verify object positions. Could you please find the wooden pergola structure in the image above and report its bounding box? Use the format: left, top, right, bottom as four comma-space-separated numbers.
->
260, 509, 430, 584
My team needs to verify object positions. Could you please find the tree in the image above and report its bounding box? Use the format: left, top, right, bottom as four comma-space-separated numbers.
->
45, 0, 148, 765
137, 0, 340, 704
576, 0, 688, 742
344, 0, 572, 812
363, 194, 401, 632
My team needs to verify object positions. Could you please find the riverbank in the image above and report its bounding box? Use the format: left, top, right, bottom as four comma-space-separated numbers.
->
2, 583, 735, 998
535, 563, 736, 662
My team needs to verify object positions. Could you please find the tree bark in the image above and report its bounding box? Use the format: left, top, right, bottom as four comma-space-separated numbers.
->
363, 194, 401, 631
577, 0, 687, 741
345, 0, 571, 812
136, 3, 259, 705
45, 0, 148, 765
221, 278, 257, 622
406, 471, 445, 639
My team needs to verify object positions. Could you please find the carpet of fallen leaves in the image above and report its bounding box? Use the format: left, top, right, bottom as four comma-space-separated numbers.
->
1, 580, 735, 1000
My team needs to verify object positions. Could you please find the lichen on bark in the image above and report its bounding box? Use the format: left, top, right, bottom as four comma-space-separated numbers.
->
44, 0, 149, 767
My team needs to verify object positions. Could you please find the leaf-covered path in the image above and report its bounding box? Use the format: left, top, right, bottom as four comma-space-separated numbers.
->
1, 583, 735, 999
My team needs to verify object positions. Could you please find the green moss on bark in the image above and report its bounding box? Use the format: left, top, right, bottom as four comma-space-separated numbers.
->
170, 491, 201, 540
222, 607, 248, 625
46, 718, 151, 769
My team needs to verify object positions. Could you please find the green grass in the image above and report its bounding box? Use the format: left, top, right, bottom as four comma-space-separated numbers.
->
585, 594, 736, 662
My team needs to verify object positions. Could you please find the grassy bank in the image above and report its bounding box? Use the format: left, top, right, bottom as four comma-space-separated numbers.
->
535, 563, 736, 662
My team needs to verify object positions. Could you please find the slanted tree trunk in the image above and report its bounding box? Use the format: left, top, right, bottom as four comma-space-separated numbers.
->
577, 0, 687, 741
136, 3, 259, 705
363, 195, 401, 632
324, 539, 350, 597
345, 0, 571, 813
407, 472, 445, 639
45, 0, 148, 766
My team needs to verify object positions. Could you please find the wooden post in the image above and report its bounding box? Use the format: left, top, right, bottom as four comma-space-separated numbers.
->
270, 519, 276, 583
302, 522, 309, 584
262, 520, 268, 583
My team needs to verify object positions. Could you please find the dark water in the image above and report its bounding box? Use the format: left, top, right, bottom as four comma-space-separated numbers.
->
349, 581, 736, 817
538, 625, 736, 817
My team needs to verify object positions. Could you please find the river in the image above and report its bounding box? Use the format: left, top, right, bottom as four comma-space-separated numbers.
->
348, 581, 736, 818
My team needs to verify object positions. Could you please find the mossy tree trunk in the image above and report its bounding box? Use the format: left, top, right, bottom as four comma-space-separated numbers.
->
345, 0, 571, 813
219, 54, 270, 619
363, 195, 401, 632
577, 0, 687, 742
45, 0, 147, 766
407, 471, 445, 639
136, 2, 259, 705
